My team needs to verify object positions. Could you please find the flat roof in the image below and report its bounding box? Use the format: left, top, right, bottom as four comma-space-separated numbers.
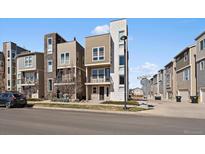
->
16, 51, 43, 58
174, 44, 196, 59
85, 33, 110, 38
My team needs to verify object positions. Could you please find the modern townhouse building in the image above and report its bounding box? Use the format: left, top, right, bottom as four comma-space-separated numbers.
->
16, 52, 44, 98
195, 32, 205, 103
152, 74, 158, 97
0, 52, 5, 92
85, 19, 128, 101
174, 45, 196, 102
3, 42, 30, 91
149, 78, 154, 99
164, 60, 177, 100
54, 38, 86, 100
44, 33, 66, 99
158, 69, 165, 99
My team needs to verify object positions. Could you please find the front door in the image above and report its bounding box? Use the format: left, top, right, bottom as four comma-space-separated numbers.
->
99, 87, 104, 100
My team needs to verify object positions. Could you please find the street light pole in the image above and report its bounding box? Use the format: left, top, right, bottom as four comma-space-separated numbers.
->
121, 35, 128, 110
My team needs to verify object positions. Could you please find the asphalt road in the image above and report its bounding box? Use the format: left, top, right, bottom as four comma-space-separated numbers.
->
0, 107, 205, 135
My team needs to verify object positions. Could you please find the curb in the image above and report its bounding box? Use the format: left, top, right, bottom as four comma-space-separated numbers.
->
32, 106, 146, 116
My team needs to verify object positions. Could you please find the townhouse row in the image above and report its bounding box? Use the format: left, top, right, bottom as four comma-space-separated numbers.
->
0, 19, 129, 102
149, 31, 205, 103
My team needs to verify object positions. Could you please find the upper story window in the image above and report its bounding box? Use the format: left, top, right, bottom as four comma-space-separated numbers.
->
60, 52, 69, 64
119, 55, 125, 65
200, 39, 205, 51
47, 60, 53, 72
12, 52, 15, 58
24, 56, 33, 67
184, 52, 188, 62
119, 75, 124, 85
92, 69, 98, 79
200, 60, 205, 70
183, 68, 190, 81
92, 47, 105, 61
47, 37, 53, 53
119, 30, 125, 43
8, 67, 10, 74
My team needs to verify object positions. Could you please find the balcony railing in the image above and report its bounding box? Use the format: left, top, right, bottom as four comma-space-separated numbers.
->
87, 77, 110, 83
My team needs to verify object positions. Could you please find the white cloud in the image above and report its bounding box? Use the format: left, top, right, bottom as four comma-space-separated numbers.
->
130, 62, 159, 77
91, 24, 109, 35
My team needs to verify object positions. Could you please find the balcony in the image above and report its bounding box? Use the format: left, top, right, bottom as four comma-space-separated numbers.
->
85, 77, 111, 85
20, 79, 37, 86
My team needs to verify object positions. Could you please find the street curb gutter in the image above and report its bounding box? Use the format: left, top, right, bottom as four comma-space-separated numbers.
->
32, 106, 146, 116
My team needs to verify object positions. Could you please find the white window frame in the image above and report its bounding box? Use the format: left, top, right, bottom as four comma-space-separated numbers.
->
183, 68, 190, 81
200, 60, 205, 70
91, 68, 107, 81
47, 60, 53, 72
119, 55, 125, 66
47, 37, 53, 54
60, 52, 70, 64
92, 46, 105, 62
24, 56, 33, 67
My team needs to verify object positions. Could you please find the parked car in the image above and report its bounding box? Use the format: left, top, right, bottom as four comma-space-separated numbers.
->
0, 92, 27, 108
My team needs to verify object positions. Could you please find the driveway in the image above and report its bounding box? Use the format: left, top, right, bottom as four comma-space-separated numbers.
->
138, 100, 205, 119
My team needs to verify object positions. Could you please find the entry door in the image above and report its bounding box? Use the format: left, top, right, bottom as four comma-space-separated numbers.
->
99, 87, 104, 100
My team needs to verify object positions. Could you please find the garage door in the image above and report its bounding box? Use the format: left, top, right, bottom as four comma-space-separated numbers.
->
179, 90, 190, 102
201, 89, 205, 103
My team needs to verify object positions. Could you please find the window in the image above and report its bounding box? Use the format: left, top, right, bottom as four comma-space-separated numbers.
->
99, 47, 104, 60
48, 79, 52, 92
184, 52, 188, 62
183, 68, 190, 80
60, 52, 69, 64
8, 50, 10, 58
119, 75, 124, 85
105, 68, 110, 81
92, 47, 104, 61
93, 87, 97, 94
119, 30, 125, 43
200, 60, 205, 70
106, 87, 109, 97
119, 55, 125, 65
47, 37, 53, 53
12, 52, 15, 58
92, 69, 98, 79
98, 69, 104, 79
8, 67, 10, 74
200, 39, 205, 51
48, 60, 53, 72
8, 80, 10, 86
24, 56, 32, 67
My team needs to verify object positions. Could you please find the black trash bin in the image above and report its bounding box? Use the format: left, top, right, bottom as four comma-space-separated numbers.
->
190, 96, 198, 103
176, 96, 181, 102
155, 96, 161, 100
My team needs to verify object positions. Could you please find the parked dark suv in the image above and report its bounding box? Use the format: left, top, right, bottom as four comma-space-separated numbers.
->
0, 92, 27, 108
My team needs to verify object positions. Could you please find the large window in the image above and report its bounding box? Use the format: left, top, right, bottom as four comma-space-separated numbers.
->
98, 69, 104, 79
48, 79, 52, 92
200, 60, 205, 70
119, 75, 124, 85
47, 60, 53, 72
92, 47, 104, 61
92, 69, 98, 79
183, 68, 190, 81
25, 56, 32, 67
200, 39, 205, 51
119, 55, 125, 65
60, 52, 69, 64
47, 37, 53, 53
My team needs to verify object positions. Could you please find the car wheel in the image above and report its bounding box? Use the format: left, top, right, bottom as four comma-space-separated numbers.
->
6, 102, 11, 109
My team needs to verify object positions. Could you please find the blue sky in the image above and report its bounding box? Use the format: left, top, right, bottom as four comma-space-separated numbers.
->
1, 18, 205, 88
